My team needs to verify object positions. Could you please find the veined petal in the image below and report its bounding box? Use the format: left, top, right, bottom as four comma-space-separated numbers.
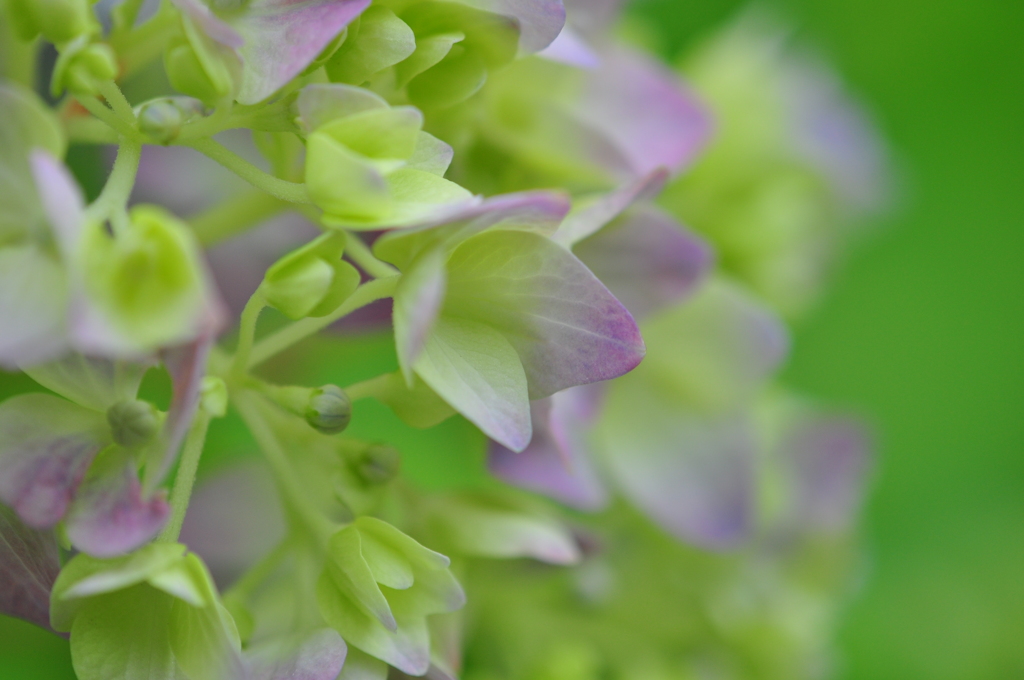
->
445, 229, 645, 398
553, 169, 668, 247
0, 505, 61, 630
234, 0, 372, 104
297, 83, 390, 134
64, 450, 170, 557
413, 316, 531, 452
0, 394, 107, 529
573, 205, 713, 320
488, 388, 607, 510
537, 25, 599, 68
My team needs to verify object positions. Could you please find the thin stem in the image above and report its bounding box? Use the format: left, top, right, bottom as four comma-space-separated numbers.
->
182, 138, 312, 204
97, 80, 136, 125
190, 190, 288, 247
344, 232, 399, 278
88, 137, 142, 234
344, 373, 392, 403
231, 293, 265, 378
156, 411, 212, 543
75, 95, 137, 139
248, 276, 399, 368
234, 391, 335, 543
225, 538, 292, 601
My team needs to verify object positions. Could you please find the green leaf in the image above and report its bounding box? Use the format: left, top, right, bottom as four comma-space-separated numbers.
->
412, 315, 531, 452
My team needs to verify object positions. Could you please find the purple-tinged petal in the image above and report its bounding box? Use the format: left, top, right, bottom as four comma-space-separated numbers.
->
245, 628, 348, 680
562, 0, 622, 39
598, 373, 756, 549
0, 505, 61, 630
573, 46, 712, 178
374, 190, 571, 270
574, 206, 713, 320
147, 338, 213, 492
537, 24, 598, 68
488, 387, 607, 510
64, 452, 170, 557
234, 0, 372, 105
22, 353, 149, 411
29, 150, 85, 261
783, 415, 871, 532
0, 394, 107, 529
445, 229, 645, 398
640, 278, 789, 412
394, 249, 447, 383
453, 0, 566, 54
553, 169, 668, 247
170, 0, 245, 48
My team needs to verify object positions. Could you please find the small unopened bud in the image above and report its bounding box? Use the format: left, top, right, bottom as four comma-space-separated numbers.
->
107, 399, 161, 449
52, 41, 118, 97
352, 443, 401, 485
305, 385, 352, 435
137, 97, 205, 144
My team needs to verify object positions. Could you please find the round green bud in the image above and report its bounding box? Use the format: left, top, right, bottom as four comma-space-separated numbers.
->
137, 97, 205, 144
107, 399, 161, 449
305, 385, 352, 435
59, 42, 118, 96
352, 443, 401, 485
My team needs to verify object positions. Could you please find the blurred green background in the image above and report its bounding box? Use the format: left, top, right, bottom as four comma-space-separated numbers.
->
2, 0, 1021, 678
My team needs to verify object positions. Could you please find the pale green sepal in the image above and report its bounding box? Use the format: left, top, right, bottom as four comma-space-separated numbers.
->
413, 316, 531, 452
393, 248, 447, 384
261, 232, 356, 320
406, 43, 488, 109
325, 526, 397, 630
306, 132, 392, 220
69, 584, 182, 680
407, 132, 455, 176
394, 32, 464, 87
51, 543, 187, 631
51, 38, 118, 97
325, 5, 416, 85
317, 107, 423, 161
168, 555, 244, 680
386, 168, 474, 217
146, 554, 211, 608
296, 83, 389, 134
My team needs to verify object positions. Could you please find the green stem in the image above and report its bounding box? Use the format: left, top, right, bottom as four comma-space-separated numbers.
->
344, 373, 392, 403
190, 190, 289, 247
182, 138, 312, 204
75, 95, 137, 139
231, 293, 265, 378
344, 231, 399, 278
234, 391, 335, 543
88, 137, 142, 234
156, 411, 212, 543
97, 80, 136, 125
248, 275, 399, 368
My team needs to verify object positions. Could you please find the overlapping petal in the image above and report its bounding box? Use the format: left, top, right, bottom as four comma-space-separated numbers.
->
0, 505, 61, 630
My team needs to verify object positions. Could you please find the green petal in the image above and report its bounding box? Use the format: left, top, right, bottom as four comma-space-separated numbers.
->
325, 5, 416, 85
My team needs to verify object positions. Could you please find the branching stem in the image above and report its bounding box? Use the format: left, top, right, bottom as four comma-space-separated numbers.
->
156, 410, 212, 543
182, 138, 312, 204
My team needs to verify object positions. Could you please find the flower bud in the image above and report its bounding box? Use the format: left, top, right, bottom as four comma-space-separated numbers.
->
51, 40, 118, 97
7, 0, 97, 44
260, 233, 359, 320
164, 38, 225, 104
199, 376, 228, 418
351, 443, 400, 485
137, 97, 205, 145
305, 385, 352, 435
107, 399, 161, 449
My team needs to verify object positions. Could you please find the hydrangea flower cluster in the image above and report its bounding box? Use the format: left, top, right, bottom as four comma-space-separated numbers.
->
0, 1, 885, 679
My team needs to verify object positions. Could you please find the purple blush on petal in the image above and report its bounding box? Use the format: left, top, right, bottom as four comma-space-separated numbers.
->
152, 338, 213, 489
488, 388, 608, 510
573, 46, 712, 179
456, 0, 566, 54
169, 0, 245, 48
537, 25, 599, 68
575, 205, 713, 320
234, 0, 372, 105
64, 460, 169, 557
0, 505, 61, 630
244, 628, 348, 680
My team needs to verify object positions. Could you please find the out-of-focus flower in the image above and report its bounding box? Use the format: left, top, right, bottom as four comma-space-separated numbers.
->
0, 504, 61, 630
660, 13, 888, 317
